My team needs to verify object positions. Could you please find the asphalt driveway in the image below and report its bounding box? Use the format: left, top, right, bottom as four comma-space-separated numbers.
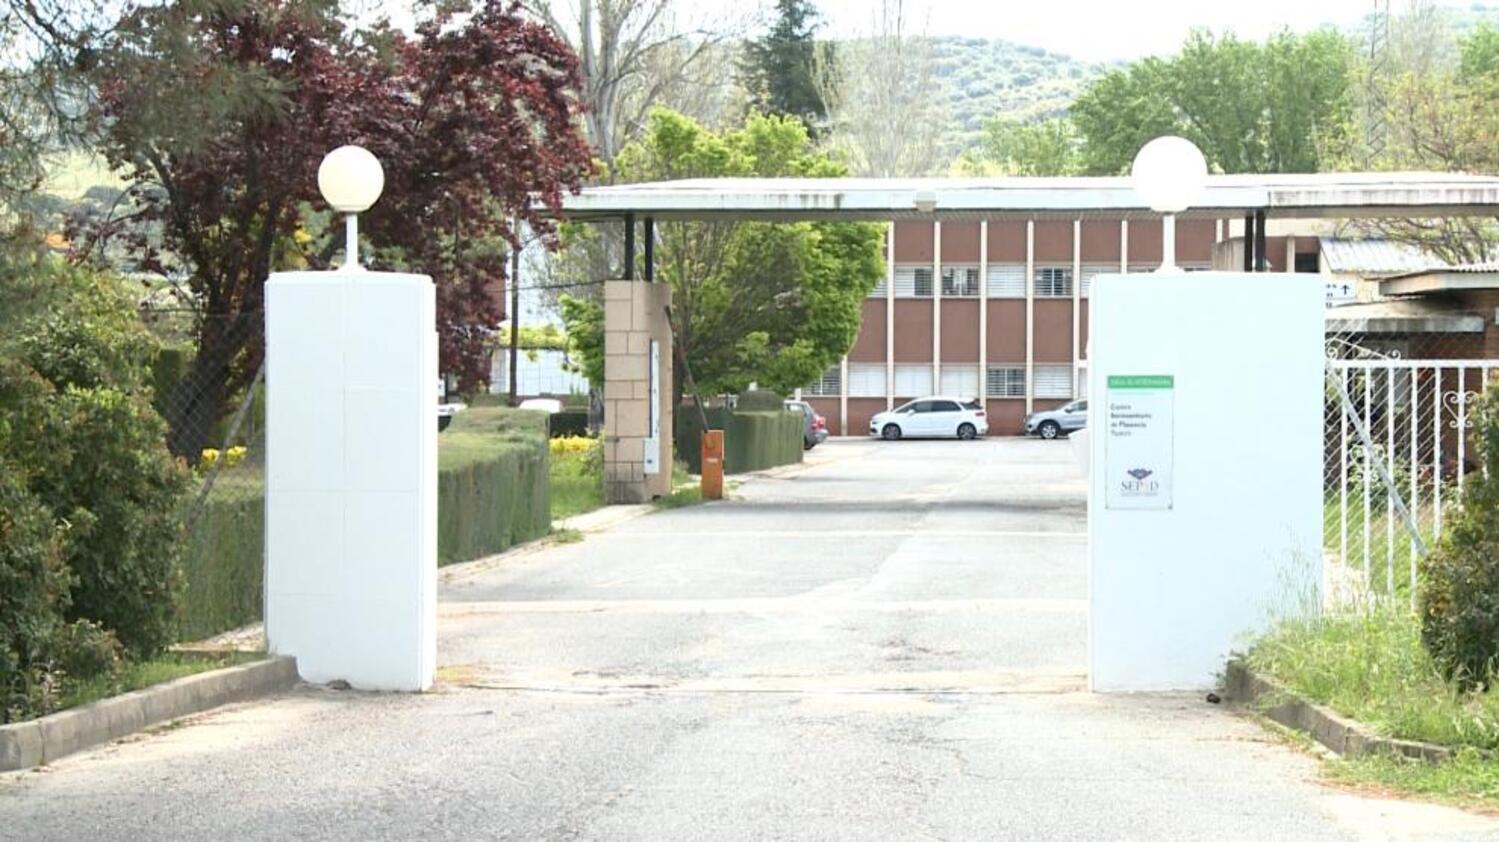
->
2, 437, 1495, 840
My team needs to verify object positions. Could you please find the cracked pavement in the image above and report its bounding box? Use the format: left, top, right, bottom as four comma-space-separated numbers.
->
3, 437, 1497, 840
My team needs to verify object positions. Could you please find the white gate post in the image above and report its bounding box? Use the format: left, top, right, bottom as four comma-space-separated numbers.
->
263, 147, 437, 691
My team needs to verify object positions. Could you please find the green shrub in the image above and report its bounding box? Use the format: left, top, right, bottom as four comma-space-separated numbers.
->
549, 409, 589, 438
52, 620, 123, 682
2, 259, 190, 659
675, 405, 803, 474
0, 460, 71, 722
438, 407, 551, 565
35, 385, 190, 655
178, 482, 265, 640
1420, 388, 1499, 689
735, 389, 785, 411
171, 407, 553, 639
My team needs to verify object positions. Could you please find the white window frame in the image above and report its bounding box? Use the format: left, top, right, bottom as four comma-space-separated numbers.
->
894, 265, 934, 298
986, 365, 1025, 398
986, 263, 1025, 298
893, 363, 933, 397
846, 363, 885, 398
1034, 265, 1073, 297
938, 364, 979, 399
941, 265, 980, 297
1033, 364, 1073, 399
803, 366, 841, 397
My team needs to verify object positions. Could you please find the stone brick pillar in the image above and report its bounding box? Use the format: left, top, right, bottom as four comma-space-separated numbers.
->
603, 280, 673, 503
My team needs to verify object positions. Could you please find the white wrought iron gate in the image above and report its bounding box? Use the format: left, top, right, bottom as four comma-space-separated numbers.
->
1324, 344, 1498, 606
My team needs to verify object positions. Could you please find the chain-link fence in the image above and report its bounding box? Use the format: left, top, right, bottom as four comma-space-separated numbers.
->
148, 312, 266, 642
1322, 329, 1497, 609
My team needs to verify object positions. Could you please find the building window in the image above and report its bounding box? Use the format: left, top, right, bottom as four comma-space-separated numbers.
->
847, 363, 885, 397
939, 365, 979, 398
894, 266, 933, 297
803, 366, 841, 396
893, 364, 932, 396
987, 264, 1025, 297
986, 365, 1025, 398
1034, 364, 1074, 399
941, 265, 979, 296
1035, 266, 1073, 297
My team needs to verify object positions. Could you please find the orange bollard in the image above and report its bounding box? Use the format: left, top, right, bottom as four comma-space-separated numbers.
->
701, 429, 724, 500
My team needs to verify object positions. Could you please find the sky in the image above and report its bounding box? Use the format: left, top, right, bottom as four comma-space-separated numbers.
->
811, 0, 1483, 62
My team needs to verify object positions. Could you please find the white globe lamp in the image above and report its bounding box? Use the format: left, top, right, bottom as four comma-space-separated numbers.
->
318, 145, 385, 270
1130, 136, 1208, 272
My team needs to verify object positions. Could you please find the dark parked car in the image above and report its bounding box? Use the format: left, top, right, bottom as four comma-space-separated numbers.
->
785, 399, 829, 450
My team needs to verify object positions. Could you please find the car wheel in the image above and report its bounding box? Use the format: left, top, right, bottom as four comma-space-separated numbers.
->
957, 423, 976, 441
1038, 420, 1061, 440
804, 439, 815, 451
881, 423, 902, 441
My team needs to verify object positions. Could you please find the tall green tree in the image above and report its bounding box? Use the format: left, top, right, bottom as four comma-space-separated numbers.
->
1069, 29, 1355, 175
565, 108, 882, 398
1330, 20, 1499, 263
953, 117, 1083, 176
740, 0, 828, 131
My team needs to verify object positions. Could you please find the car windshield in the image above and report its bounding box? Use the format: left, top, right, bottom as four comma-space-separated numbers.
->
963, 399, 981, 410
894, 402, 916, 413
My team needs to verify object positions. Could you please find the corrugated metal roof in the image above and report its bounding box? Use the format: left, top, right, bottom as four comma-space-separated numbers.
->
1318, 237, 1441, 276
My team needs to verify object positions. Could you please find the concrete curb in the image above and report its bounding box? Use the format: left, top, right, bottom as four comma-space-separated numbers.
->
0, 656, 298, 771
1224, 660, 1452, 762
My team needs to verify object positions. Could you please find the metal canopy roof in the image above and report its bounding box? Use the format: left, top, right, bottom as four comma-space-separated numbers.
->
551, 172, 1499, 222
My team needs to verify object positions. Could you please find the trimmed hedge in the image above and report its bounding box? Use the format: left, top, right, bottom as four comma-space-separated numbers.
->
675, 405, 803, 475
437, 407, 551, 565
549, 409, 589, 438
176, 407, 552, 640
178, 476, 264, 641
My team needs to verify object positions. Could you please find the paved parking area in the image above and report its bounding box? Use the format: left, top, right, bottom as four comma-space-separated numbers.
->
2, 437, 1495, 839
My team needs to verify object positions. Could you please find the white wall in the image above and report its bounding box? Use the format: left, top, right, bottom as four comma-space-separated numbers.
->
265, 271, 437, 691
1088, 271, 1323, 691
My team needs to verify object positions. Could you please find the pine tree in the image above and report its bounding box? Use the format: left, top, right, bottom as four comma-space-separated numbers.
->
741, 0, 828, 132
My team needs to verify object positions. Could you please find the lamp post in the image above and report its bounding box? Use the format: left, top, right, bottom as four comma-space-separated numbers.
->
317, 145, 385, 270
1130, 136, 1208, 272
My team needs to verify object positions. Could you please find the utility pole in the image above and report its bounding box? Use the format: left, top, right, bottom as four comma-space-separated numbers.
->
508, 217, 522, 406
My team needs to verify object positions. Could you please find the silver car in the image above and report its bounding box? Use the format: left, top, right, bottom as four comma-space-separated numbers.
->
1024, 399, 1087, 440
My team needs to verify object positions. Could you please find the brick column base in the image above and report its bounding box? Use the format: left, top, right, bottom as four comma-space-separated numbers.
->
602, 280, 674, 503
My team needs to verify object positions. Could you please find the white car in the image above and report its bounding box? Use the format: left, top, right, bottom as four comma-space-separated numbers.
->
517, 398, 563, 414
869, 396, 988, 441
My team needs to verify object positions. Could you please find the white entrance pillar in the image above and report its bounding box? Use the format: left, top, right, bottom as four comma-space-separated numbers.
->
1087, 271, 1322, 691
264, 271, 438, 691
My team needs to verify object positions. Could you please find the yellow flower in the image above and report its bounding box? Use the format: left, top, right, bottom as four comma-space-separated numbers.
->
225, 446, 248, 467
200, 448, 221, 468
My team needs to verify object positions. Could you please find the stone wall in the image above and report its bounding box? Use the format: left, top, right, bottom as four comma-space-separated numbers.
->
602, 280, 674, 503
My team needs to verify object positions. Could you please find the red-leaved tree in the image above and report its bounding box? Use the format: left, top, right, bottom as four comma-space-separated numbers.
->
82, 0, 593, 456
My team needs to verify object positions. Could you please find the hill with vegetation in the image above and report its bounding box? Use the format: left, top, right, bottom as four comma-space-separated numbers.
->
926, 36, 1109, 148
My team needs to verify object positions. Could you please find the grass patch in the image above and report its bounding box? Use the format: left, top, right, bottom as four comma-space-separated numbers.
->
550, 449, 603, 520
552, 527, 584, 544
654, 460, 703, 509
1247, 608, 1499, 751
1322, 494, 1434, 600
47, 651, 262, 718
1329, 750, 1499, 809
654, 486, 703, 509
